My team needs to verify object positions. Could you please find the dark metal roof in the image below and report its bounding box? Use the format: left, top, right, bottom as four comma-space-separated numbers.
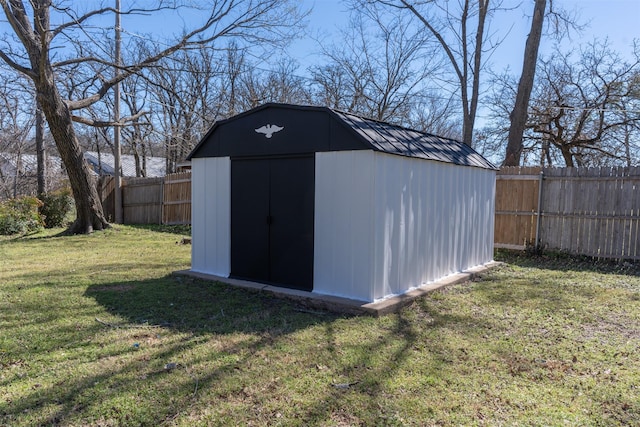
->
188, 103, 496, 170
331, 110, 497, 170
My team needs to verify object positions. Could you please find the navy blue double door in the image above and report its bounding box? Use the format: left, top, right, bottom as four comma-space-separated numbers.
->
230, 156, 315, 291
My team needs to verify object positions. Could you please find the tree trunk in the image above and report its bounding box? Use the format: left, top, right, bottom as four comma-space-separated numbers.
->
560, 145, 574, 167
504, 0, 546, 166
464, 0, 488, 148
35, 83, 109, 234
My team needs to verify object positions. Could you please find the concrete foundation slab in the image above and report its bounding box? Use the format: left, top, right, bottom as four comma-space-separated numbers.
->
174, 261, 501, 316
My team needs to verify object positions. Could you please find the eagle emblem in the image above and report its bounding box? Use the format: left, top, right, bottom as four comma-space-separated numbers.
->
255, 124, 284, 139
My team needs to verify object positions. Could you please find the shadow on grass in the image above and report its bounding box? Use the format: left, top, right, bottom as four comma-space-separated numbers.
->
1, 229, 66, 242
1, 224, 190, 244
495, 249, 640, 276
7, 268, 580, 425
84, 274, 340, 335
81, 275, 443, 424
3, 275, 347, 425
127, 223, 191, 236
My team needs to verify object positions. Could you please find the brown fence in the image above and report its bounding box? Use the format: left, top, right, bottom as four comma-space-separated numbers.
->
122, 177, 164, 224
495, 167, 542, 250
496, 166, 640, 260
98, 172, 191, 225
162, 172, 191, 225
97, 175, 116, 223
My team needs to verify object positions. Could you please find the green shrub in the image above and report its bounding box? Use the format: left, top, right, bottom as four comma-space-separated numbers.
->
0, 196, 44, 235
39, 188, 74, 228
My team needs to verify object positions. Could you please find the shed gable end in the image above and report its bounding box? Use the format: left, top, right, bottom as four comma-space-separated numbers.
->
188, 104, 367, 159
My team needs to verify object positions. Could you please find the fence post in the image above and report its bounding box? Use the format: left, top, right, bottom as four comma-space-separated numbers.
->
160, 177, 165, 225
535, 170, 544, 250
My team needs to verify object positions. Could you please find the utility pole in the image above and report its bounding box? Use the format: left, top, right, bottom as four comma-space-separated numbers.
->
114, 0, 123, 223
35, 102, 46, 196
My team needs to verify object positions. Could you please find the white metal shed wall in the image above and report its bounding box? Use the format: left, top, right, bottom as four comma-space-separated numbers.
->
191, 157, 231, 276
314, 151, 495, 302
371, 153, 495, 300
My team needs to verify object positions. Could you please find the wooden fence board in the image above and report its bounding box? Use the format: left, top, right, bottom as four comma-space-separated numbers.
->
494, 170, 539, 249
162, 172, 191, 225
122, 177, 163, 224
97, 172, 192, 226
97, 176, 115, 222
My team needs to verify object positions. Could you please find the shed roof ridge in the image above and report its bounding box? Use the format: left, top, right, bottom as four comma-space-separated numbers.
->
328, 107, 462, 144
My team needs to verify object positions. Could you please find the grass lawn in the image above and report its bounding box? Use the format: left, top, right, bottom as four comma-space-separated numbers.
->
1, 225, 639, 426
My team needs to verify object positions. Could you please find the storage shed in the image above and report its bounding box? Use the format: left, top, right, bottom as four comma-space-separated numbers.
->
187, 103, 496, 303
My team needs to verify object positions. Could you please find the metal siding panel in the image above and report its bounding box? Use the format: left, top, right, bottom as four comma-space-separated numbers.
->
468, 167, 481, 266
313, 151, 375, 301
191, 157, 230, 276
484, 170, 497, 263
436, 162, 451, 279
312, 154, 332, 294
373, 154, 421, 299
191, 158, 206, 272
423, 163, 435, 283
462, 166, 474, 268
204, 162, 216, 274
215, 158, 231, 277
443, 164, 455, 276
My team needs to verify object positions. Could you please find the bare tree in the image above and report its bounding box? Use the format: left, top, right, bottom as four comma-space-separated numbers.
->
148, 43, 226, 173
0, 68, 35, 199
121, 73, 154, 177
488, 41, 640, 167
255, 58, 311, 106
503, 0, 581, 166
357, 0, 499, 146
531, 42, 640, 166
408, 92, 462, 139
311, 3, 446, 126
503, 0, 546, 166
0, 0, 304, 233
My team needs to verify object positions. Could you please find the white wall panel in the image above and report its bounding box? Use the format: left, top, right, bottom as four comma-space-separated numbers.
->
191, 158, 206, 272
370, 153, 495, 301
314, 151, 375, 301
191, 157, 230, 276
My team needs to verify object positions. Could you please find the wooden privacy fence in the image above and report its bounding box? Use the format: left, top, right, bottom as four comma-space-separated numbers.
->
98, 172, 191, 225
496, 166, 640, 260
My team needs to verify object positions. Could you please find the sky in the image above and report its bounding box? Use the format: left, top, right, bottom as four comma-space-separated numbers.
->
2, 0, 636, 77
295, 0, 639, 75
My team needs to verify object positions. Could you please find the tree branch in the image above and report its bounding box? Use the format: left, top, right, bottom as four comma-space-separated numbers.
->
0, 48, 36, 78
1, 0, 39, 53
65, 0, 282, 111
71, 110, 149, 127
398, 0, 464, 83
50, 4, 186, 38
